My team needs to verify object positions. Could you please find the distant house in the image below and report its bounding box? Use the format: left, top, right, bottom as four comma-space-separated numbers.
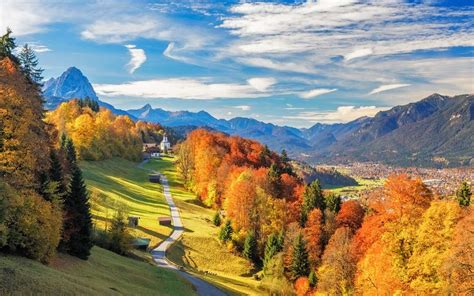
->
158, 217, 172, 226
143, 143, 160, 159
160, 133, 171, 153
149, 174, 161, 183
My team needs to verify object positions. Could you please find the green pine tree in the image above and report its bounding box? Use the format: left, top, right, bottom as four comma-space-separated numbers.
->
213, 211, 221, 226
300, 180, 325, 226
49, 150, 66, 197
325, 192, 341, 213
291, 234, 310, 280
281, 149, 289, 163
263, 232, 284, 272
0, 28, 17, 61
109, 209, 132, 255
60, 133, 68, 149
268, 163, 282, 197
243, 231, 258, 264
65, 138, 77, 165
63, 163, 92, 259
19, 44, 43, 84
61, 142, 92, 259
218, 220, 233, 242
308, 270, 317, 287
457, 181, 472, 207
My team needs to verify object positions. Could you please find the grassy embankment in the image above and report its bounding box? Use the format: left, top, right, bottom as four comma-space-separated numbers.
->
0, 246, 196, 295
146, 156, 264, 296
80, 158, 172, 248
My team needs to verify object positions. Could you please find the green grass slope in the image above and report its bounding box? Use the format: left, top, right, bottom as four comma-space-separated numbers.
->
0, 246, 196, 296
81, 158, 171, 247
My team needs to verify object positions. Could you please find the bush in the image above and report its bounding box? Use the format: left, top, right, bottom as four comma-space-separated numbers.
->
108, 210, 133, 255
93, 210, 133, 256
5, 191, 62, 263
219, 220, 233, 242
213, 211, 221, 226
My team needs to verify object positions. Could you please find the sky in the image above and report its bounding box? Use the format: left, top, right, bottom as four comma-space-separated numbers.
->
1, 0, 473, 128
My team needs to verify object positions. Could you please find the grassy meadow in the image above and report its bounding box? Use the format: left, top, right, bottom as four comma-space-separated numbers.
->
148, 156, 264, 296
81, 158, 172, 248
0, 246, 196, 296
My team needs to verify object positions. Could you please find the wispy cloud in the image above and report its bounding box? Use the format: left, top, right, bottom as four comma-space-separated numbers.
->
125, 44, 146, 74
344, 48, 373, 61
247, 77, 277, 92
284, 106, 388, 123
300, 88, 337, 99
369, 84, 411, 95
94, 78, 274, 100
234, 105, 251, 111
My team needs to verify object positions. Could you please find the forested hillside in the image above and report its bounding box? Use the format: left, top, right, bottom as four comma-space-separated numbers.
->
0, 30, 91, 263
177, 128, 473, 295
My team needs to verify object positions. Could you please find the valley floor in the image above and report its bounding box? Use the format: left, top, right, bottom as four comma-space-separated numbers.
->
0, 246, 196, 296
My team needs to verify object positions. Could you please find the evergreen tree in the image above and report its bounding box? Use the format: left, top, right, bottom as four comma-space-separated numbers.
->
63, 163, 92, 259
281, 149, 289, 163
218, 220, 233, 242
0, 28, 17, 61
300, 180, 325, 226
291, 234, 310, 280
109, 209, 132, 255
243, 231, 258, 264
308, 270, 317, 287
268, 163, 282, 197
60, 133, 68, 149
49, 150, 66, 196
325, 192, 341, 213
65, 138, 77, 165
213, 211, 221, 226
264, 232, 284, 272
78, 97, 99, 112
457, 181, 471, 207
259, 145, 271, 166
61, 142, 92, 259
19, 44, 43, 84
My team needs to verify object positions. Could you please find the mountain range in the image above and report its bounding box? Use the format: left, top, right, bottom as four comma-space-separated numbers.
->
42, 67, 474, 167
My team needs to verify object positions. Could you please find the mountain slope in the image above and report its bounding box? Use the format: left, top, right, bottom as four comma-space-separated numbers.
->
42, 67, 133, 118
317, 94, 474, 166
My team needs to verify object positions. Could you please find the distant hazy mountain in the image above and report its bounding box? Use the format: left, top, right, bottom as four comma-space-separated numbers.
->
42, 67, 133, 118
43, 67, 473, 167
319, 94, 474, 167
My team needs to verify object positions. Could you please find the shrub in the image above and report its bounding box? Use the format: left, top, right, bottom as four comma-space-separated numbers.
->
213, 211, 221, 226
5, 191, 62, 263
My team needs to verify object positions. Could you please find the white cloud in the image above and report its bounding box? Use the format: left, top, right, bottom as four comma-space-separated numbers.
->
369, 84, 411, 95
94, 78, 274, 100
125, 44, 146, 74
300, 88, 337, 99
344, 48, 373, 61
247, 77, 277, 92
0, 0, 56, 36
234, 105, 251, 111
284, 106, 389, 123
237, 57, 315, 74
16, 42, 52, 53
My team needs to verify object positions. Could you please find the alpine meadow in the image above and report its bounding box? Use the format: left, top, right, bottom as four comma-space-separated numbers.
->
1, 1, 473, 295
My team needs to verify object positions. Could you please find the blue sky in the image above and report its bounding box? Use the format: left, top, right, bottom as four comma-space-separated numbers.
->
1, 0, 473, 127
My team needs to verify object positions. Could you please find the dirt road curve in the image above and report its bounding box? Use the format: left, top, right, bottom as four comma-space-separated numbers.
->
150, 174, 226, 296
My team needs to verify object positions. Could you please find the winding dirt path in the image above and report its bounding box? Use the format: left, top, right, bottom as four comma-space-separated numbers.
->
150, 173, 226, 296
